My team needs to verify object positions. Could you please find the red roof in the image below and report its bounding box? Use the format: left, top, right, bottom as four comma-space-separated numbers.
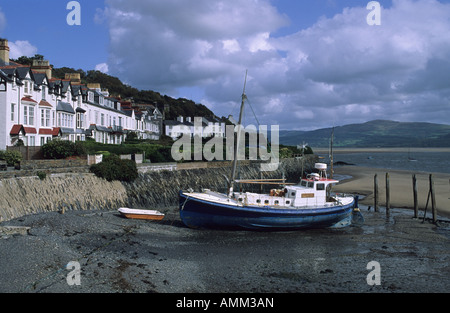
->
10, 125, 37, 135
0, 62, 28, 69
39, 100, 52, 107
21, 96, 37, 103
10, 124, 25, 135
24, 127, 37, 134
39, 128, 53, 135
52, 127, 61, 136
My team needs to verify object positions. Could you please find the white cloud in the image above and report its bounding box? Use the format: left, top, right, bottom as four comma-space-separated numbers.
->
102, 0, 450, 130
248, 32, 274, 53
222, 39, 241, 54
9, 40, 38, 59
102, 0, 288, 90
294, 109, 315, 121
95, 63, 109, 73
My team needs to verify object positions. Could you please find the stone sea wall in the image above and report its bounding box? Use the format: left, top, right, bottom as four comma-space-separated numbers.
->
0, 157, 317, 222
0, 174, 128, 222
126, 157, 317, 209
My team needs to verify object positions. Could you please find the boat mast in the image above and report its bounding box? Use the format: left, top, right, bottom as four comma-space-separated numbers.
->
229, 70, 248, 197
330, 127, 334, 179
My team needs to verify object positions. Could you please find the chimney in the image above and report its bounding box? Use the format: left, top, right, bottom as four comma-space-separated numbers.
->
65, 73, 81, 83
32, 59, 53, 79
87, 83, 101, 91
0, 39, 10, 65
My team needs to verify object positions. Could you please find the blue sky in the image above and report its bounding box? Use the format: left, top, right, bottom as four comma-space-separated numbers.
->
1, 0, 450, 131
0, 0, 108, 70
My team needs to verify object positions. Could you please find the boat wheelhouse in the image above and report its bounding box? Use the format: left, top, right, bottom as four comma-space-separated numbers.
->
232, 163, 348, 209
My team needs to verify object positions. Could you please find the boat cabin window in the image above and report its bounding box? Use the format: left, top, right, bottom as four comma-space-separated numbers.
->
256, 199, 261, 204
291, 191, 296, 197
264, 200, 269, 205
307, 182, 314, 188
301, 180, 307, 187
286, 200, 290, 205
316, 183, 325, 191
274, 200, 279, 205
238, 197, 243, 202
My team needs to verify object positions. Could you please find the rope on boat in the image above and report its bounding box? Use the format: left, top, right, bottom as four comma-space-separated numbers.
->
181, 194, 190, 211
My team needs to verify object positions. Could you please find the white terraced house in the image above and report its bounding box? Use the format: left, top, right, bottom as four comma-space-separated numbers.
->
0, 38, 162, 150
164, 116, 226, 140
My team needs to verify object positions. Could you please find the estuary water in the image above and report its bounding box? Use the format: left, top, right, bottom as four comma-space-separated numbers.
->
318, 150, 450, 174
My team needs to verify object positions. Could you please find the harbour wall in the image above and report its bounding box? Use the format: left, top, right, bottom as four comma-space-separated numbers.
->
0, 157, 316, 222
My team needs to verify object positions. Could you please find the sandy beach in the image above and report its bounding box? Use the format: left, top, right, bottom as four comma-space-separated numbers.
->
333, 165, 450, 218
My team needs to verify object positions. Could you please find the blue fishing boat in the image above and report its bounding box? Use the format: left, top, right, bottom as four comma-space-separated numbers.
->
179, 72, 363, 230
179, 163, 361, 230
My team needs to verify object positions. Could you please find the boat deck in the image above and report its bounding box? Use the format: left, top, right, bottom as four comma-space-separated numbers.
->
184, 190, 241, 207
182, 189, 354, 210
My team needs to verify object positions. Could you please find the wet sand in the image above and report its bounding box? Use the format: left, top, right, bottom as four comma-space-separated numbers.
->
333, 165, 450, 218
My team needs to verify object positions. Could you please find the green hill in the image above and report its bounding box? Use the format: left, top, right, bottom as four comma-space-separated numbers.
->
14, 55, 217, 121
55, 68, 216, 120
279, 120, 450, 148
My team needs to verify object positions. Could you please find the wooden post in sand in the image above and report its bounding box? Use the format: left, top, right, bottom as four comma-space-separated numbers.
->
412, 174, 418, 218
374, 174, 379, 212
385, 173, 390, 216
429, 174, 437, 223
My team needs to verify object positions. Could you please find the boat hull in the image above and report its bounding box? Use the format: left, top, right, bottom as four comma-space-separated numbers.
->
179, 191, 356, 231
118, 208, 165, 221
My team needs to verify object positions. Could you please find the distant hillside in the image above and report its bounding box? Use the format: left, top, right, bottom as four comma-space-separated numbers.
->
280, 120, 450, 148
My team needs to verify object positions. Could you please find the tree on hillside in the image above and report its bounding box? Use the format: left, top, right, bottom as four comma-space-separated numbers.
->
52, 67, 86, 80
13, 53, 217, 119
11, 54, 45, 66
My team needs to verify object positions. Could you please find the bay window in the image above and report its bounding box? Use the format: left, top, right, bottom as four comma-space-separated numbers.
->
41, 109, 51, 127
23, 105, 35, 125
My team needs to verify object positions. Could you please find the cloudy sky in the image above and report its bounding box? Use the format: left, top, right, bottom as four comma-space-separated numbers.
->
1, 0, 450, 130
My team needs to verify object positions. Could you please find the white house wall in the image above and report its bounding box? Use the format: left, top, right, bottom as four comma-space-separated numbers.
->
0, 68, 161, 150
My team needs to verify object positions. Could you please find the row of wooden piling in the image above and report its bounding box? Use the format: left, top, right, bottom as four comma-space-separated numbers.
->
373, 173, 437, 223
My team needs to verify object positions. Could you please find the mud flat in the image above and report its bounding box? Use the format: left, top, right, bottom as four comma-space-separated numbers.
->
0, 206, 448, 294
